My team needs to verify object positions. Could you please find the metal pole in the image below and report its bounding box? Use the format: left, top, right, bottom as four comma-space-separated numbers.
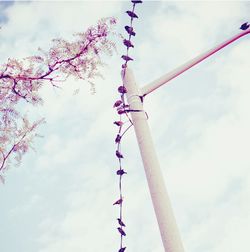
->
141, 28, 250, 96
122, 68, 185, 252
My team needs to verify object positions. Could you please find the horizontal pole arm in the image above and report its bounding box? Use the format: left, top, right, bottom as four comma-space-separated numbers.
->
141, 28, 250, 96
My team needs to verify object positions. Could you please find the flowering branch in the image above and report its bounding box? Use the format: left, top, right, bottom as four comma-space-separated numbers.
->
0, 17, 117, 180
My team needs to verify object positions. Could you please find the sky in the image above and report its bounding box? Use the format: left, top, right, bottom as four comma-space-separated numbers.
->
0, 1, 250, 252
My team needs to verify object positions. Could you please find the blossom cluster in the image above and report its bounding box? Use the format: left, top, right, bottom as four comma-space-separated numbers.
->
0, 17, 116, 181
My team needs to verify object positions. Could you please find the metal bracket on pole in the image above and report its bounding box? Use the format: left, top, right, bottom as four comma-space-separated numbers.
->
122, 68, 185, 252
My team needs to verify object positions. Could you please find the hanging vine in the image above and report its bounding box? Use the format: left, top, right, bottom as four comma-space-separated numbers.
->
113, 1, 143, 251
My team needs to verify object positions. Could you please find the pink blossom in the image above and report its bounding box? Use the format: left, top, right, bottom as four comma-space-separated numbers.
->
0, 17, 117, 178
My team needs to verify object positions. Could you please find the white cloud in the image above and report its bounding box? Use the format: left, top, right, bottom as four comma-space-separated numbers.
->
0, 1, 122, 60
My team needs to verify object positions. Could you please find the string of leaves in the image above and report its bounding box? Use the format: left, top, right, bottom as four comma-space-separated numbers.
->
113, 1, 143, 251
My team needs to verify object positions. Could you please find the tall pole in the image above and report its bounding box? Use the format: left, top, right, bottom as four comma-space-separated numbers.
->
122, 68, 185, 252
122, 26, 249, 252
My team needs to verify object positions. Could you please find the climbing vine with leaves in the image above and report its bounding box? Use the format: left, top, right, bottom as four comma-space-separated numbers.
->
113, 1, 143, 251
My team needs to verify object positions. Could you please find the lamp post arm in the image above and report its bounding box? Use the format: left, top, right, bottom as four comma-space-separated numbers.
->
141, 28, 250, 97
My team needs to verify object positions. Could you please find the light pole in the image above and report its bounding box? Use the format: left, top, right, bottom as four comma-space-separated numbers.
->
122, 27, 250, 252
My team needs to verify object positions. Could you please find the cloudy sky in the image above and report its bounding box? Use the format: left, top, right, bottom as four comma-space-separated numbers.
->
0, 1, 250, 252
